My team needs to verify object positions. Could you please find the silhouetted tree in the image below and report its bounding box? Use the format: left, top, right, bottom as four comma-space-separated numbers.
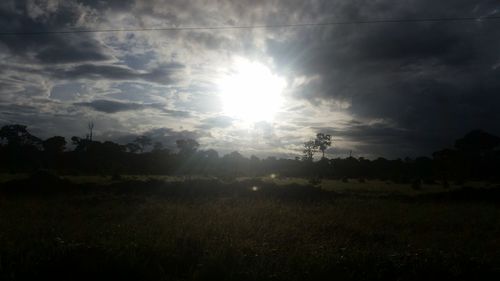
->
42, 136, 66, 153
152, 141, 165, 152
302, 140, 316, 162
194, 149, 219, 175
0, 125, 42, 172
101, 141, 126, 154
249, 155, 261, 176
203, 149, 219, 160
455, 130, 500, 152
41, 136, 66, 171
1, 122, 499, 181
176, 139, 199, 155
451, 130, 500, 179
126, 143, 141, 153
0, 124, 41, 147
222, 151, 247, 176
134, 135, 152, 153
71, 136, 92, 152
314, 133, 332, 159
432, 149, 458, 180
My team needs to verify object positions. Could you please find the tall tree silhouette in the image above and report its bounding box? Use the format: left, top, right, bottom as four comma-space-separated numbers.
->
134, 135, 152, 153
152, 141, 165, 152
42, 136, 66, 153
302, 140, 316, 162
0, 124, 41, 147
176, 139, 199, 155
126, 142, 141, 153
454, 130, 500, 152
71, 136, 92, 152
314, 133, 332, 159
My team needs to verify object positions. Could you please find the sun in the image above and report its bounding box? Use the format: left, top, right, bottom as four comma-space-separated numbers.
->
217, 58, 286, 123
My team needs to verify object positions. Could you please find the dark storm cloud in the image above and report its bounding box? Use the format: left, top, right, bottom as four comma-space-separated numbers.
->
75, 99, 190, 117
0, 1, 109, 64
75, 99, 162, 113
83, 0, 136, 10
315, 122, 448, 158
35, 38, 109, 64
267, 0, 500, 155
0, 103, 38, 116
52, 63, 185, 83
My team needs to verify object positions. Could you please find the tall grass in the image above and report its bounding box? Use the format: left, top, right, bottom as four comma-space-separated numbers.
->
0, 178, 499, 280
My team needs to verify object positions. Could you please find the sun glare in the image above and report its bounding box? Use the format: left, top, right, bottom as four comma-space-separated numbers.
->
218, 58, 286, 122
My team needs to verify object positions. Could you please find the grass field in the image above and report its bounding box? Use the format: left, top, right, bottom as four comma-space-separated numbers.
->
1, 174, 499, 280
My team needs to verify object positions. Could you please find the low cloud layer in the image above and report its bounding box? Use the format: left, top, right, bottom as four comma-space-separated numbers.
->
75, 100, 163, 114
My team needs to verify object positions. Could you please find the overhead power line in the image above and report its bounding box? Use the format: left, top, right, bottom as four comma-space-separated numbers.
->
0, 15, 499, 36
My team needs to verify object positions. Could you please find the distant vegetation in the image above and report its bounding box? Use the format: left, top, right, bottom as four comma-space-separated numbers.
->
0, 124, 499, 183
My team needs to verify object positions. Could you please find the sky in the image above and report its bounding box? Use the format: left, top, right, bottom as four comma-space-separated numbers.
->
0, 0, 499, 159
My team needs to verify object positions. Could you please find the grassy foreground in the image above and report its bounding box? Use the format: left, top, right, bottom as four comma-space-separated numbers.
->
0, 176, 499, 280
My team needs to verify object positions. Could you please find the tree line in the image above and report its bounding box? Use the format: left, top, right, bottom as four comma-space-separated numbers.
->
0, 124, 499, 182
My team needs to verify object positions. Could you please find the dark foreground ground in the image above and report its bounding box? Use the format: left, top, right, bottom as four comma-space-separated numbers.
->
1, 173, 500, 280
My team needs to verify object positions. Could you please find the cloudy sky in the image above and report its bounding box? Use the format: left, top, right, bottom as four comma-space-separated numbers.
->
1, 0, 499, 159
